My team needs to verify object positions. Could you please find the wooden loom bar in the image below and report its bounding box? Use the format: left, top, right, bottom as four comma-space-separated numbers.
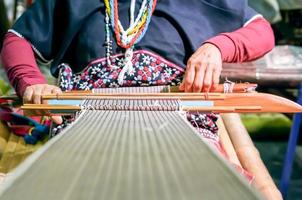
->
214, 93, 302, 113
60, 83, 257, 94
181, 106, 262, 112
19, 105, 271, 116
22, 105, 262, 112
169, 83, 257, 93
42, 84, 257, 100
44, 92, 225, 97
42, 93, 226, 100
40, 92, 302, 113
22, 104, 81, 110
22, 104, 81, 116
21, 91, 302, 115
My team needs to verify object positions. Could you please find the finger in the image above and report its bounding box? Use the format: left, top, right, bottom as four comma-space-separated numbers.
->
210, 83, 218, 92
179, 82, 185, 91
51, 86, 62, 94
41, 86, 52, 104
51, 116, 63, 124
184, 63, 196, 92
23, 87, 34, 104
43, 86, 53, 95
193, 65, 205, 93
210, 67, 221, 92
202, 64, 213, 92
33, 86, 43, 104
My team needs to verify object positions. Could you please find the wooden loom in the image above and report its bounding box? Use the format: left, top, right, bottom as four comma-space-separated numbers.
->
0, 83, 296, 200
20, 84, 302, 116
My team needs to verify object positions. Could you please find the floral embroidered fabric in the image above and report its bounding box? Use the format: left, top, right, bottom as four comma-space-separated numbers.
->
59, 50, 182, 91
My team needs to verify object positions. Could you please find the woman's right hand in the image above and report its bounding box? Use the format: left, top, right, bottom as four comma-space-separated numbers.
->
23, 84, 63, 124
23, 84, 62, 104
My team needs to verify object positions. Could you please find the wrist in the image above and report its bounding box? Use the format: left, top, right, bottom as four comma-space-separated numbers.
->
17, 78, 47, 97
205, 34, 236, 62
202, 43, 222, 60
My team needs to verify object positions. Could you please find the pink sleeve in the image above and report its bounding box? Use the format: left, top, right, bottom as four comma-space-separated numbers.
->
0, 32, 47, 97
205, 17, 275, 63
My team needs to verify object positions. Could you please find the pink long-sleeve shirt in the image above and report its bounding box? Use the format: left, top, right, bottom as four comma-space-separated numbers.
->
1, 17, 274, 97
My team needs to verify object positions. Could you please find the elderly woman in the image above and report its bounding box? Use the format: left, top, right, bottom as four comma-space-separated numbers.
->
1, 0, 280, 199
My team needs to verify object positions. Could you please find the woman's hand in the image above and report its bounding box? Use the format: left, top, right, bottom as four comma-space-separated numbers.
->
23, 84, 63, 124
179, 43, 222, 92
23, 84, 62, 104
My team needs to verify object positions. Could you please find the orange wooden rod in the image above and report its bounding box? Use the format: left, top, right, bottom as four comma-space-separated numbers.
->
214, 93, 302, 113
181, 106, 262, 112
42, 93, 226, 100
171, 83, 257, 93
40, 92, 302, 113
21, 105, 262, 116
62, 83, 257, 94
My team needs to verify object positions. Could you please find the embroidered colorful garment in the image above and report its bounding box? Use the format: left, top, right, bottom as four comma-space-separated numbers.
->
58, 50, 182, 90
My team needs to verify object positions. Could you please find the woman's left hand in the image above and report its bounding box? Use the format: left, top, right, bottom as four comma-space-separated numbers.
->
179, 43, 222, 92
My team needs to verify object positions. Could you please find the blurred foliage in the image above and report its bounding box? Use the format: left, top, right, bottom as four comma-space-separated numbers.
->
0, 64, 55, 96
241, 113, 292, 140
0, 78, 11, 95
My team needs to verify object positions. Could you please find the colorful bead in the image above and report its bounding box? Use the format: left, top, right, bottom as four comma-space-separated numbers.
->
103, 0, 157, 85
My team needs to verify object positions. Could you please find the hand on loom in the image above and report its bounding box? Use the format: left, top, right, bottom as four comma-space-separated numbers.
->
179, 43, 222, 93
23, 84, 63, 124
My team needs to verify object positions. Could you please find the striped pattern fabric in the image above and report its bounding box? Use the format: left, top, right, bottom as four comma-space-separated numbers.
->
81, 99, 180, 111
0, 110, 261, 200
85, 86, 178, 111
92, 85, 170, 93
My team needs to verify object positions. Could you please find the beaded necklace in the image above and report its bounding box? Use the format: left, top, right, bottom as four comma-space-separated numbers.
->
104, 0, 157, 85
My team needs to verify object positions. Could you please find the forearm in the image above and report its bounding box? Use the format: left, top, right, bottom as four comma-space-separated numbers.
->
206, 17, 275, 63
1, 33, 47, 97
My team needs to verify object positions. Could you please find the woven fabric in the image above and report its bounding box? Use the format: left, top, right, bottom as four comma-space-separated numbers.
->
93, 85, 170, 93
81, 99, 180, 111
0, 110, 261, 200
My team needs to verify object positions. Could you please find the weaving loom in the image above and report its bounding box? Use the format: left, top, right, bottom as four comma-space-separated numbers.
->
0, 85, 301, 199
0, 85, 260, 199
20, 84, 302, 116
